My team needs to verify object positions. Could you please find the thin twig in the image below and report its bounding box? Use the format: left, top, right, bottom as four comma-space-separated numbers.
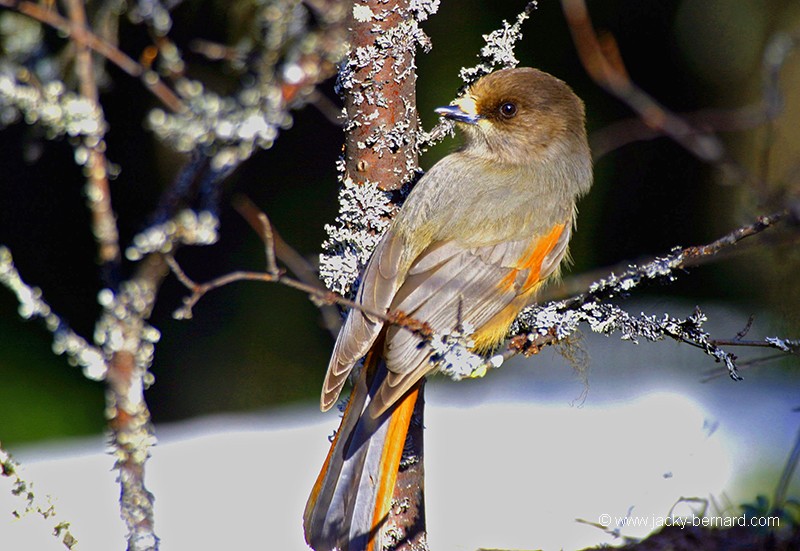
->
735, 315, 756, 341
541, 211, 789, 302
64, 0, 120, 267
774, 424, 800, 510
681, 211, 786, 263
164, 254, 433, 341
709, 339, 789, 348
232, 195, 342, 335
257, 213, 280, 277
700, 352, 791, 382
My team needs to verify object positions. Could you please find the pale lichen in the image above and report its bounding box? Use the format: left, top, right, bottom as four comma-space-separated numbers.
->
0, 246, 108, 381
430, 323, 482, 380
0, 445, 78, 550
320, 175, 397, 296
125, 209, 219, 261
0, 75, 107, 145
459, 1, 538, 85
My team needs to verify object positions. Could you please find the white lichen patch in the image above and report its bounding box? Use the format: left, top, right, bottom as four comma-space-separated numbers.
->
459, 1, 538, 85
0, 246, 109, 380
430, 323, 485, 381
352, 4, 375, 22
125, 209, 219, 261
320, 176, 397, 296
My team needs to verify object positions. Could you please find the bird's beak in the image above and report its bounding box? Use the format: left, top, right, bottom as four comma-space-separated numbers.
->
435, 104, 481, 125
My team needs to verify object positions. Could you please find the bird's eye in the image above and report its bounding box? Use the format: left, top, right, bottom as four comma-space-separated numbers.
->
499, 102, 517, 118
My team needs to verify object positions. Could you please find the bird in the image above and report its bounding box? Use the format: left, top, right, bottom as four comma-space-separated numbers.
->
304, 67, 593, 551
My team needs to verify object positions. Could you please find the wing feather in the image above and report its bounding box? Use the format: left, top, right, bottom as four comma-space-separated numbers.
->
369, 223, 571, 416
320, 230, 406, 411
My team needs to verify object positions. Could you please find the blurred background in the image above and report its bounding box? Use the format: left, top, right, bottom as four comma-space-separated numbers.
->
0, 0, 798, 454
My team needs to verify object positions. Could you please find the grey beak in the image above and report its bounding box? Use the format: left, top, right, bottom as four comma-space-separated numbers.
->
435, 105, 481, 125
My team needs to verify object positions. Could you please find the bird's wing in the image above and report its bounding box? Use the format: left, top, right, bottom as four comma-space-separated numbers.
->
320, 229, 406, 411
370, 222, 571, 415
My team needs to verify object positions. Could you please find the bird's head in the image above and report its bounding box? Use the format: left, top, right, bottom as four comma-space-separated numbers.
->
436, 67, 589, 170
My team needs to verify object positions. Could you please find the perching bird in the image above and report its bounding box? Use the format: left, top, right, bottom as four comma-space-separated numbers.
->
304, 67, 593, 551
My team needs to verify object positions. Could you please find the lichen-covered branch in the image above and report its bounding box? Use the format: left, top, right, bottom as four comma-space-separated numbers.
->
320, 0, 438, 300
320, 2, 440, 548
64, 0, 120, 268
99, 257, 166, 551
0, 0, 185, 112
2, 3, 351, 549
437, 211, 797, 382
148, 0, 348, 171
458, 1, 538, 85
0, 244, 163, 550
419, 1, 538, 151
341, 0, 427, 191
0, 247, 107, 380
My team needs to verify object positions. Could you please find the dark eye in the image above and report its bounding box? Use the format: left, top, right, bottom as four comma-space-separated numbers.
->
499, 102, 517, 118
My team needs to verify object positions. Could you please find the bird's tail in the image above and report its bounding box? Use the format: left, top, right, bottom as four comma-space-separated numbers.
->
304, 351, 419, 551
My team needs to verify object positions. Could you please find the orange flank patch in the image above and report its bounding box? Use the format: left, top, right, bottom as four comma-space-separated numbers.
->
498, 223, 565, 294
473, 223, 566, 352
368, 384, 420, 551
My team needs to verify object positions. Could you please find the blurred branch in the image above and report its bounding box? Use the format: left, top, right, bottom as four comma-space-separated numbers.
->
561, 0, 728, 164
0, 245, 164, 550
64, 0, 120, 269
591, 104, 770, 163
590, 28, 800, 165
0, 0, 186, 112
0, 247, 107, 381
1, 3, 349, 548
757, 28, 800, 200
102, 256, 167, 551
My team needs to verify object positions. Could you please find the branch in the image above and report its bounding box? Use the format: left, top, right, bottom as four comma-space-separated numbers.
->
0, 0, 186, 112
419, 1, 538, 151
561, 0, 728, 164
165, 255, 434, 342
233, 196, 342, 336
434, 211, 796, 383
64, 0, 120, 268
0, 247, 107, 380
0, 244, 163, 550
458, 1, 538, 85
590, 104, 772, 163
100, 256, 168, 551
